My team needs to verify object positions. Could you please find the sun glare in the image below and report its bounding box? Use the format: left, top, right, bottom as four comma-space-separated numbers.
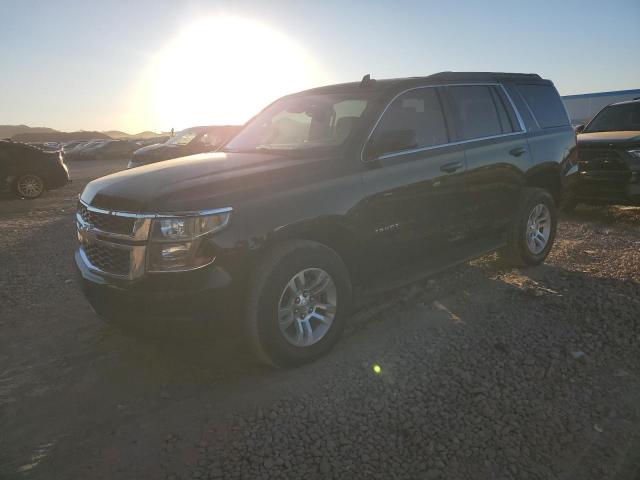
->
139, 16, 326, 132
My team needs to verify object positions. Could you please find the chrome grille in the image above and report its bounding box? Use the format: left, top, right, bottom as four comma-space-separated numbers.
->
578, 149, 627, 172
77, 201, 136, 235
83, 243, 131, 276
76, 200, 150, 279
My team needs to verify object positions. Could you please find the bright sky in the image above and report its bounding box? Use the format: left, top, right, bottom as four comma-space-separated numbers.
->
1, 0, 638, 133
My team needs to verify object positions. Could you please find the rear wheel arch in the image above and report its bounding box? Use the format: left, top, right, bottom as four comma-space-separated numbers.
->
524, 164, 563, 205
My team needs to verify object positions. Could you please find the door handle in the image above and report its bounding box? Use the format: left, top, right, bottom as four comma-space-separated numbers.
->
440, 161, 463, 173
509, 147, 527, 157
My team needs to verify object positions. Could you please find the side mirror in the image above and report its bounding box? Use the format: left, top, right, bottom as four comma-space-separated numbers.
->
574, 124, 585, 134
365, 129, 417, 160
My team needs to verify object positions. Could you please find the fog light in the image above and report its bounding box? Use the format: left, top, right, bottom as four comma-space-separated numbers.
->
161, 243, 190, 259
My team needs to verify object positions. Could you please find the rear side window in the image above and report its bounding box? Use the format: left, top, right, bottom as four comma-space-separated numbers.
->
516, 84, 569, 129
448, 85, 512, 140
373, 87, 449, 151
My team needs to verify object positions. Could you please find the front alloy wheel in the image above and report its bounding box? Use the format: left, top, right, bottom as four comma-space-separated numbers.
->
246, 240, 352, 367
278, 268, 337, 347
15, 174, 45, 198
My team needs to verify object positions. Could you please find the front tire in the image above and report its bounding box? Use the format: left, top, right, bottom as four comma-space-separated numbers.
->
15, 173, 45, 199
246, 240, 352, 367
500, 187, 557, 266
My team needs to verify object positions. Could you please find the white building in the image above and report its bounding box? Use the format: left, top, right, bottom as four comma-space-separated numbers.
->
562, 89, 640, 126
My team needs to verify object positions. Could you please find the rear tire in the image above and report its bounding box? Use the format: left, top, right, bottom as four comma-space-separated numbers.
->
246, 240, 352, 368
500, 187, 557, 267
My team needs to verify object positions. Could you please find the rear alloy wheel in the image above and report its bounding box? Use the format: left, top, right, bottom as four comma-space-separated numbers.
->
15, 173, 45, 199
500, 187, 557, 266
246, 240, 352, 367
525, 203, 552, 255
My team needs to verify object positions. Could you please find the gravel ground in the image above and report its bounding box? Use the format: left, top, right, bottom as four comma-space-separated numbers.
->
1, 159, 639, 479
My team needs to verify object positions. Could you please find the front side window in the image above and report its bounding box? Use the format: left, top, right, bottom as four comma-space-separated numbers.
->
225, 93, 371, 154
448, 85, 506, 140
584, 103, 640, 133
370, 88, 449, 154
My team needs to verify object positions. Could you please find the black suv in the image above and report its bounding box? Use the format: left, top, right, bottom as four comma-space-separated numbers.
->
566, 99, 640, 209
75, 72, 576, 366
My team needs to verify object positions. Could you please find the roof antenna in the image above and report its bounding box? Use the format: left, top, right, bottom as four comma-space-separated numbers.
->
360, 74, 374, 87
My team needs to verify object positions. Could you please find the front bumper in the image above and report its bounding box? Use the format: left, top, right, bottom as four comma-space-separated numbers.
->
75, 249, 239, 320
48, 164, 70, 190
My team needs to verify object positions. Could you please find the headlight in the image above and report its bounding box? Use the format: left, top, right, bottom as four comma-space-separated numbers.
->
628, 149, 640, 160
147, 209, 231, 272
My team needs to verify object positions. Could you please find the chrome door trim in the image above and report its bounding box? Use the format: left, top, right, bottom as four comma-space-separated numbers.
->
377, 131, 527, 161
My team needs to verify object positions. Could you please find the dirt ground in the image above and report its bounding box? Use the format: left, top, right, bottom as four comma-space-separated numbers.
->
1, 159, 639, 479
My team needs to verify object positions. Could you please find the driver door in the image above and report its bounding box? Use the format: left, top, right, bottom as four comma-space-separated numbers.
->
360, 87, 469, 272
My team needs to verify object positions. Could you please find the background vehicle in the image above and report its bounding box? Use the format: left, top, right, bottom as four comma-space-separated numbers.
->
68, 139, 138, 161
76, 72, 575, 367
127, 125, 241, 168
565, 99, 640, 209
26, 141, 61, 152
61, 140, 88, 153
0, 140, 69, 198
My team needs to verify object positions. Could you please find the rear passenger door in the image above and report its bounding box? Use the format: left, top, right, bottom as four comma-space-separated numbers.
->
444, 84, 531, 237
360, 87, 469, 270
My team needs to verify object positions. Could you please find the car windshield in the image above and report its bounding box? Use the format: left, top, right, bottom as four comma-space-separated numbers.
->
584, 103, 640, 132
224, 93, 371, 154
166, 129, 198, 145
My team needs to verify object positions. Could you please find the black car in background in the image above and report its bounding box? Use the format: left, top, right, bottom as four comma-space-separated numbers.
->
76, 72, 576, 366
0, 140, 69, 198
567, 99, 640, 209
127, 125, 241, 168
67, 139, 138, 161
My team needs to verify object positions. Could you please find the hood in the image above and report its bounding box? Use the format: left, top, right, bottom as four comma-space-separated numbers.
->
133, 142, 186, 162
577, 130, 640, 148
80, 151, 330, 213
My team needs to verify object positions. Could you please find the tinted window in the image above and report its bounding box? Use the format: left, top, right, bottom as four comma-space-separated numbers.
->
448, 86, 504, 140
584, 103, 640, 133
517, 84, 569, 129
372, 88, 448, 151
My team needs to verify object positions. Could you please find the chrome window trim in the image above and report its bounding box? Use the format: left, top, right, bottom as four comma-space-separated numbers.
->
377, 131, 526, 161
497, 84, 526, 132
360, 82, 528, 163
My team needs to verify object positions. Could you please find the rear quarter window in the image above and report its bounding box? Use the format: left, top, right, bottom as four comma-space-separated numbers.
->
516, 84, 569, 129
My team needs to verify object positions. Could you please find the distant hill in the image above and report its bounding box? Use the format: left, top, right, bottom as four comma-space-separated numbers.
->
12, 130, 111, 143
103, 130, 162, 140
2, 124, 163, 143
102, 130, 130, 139
0, 125, 57, 140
